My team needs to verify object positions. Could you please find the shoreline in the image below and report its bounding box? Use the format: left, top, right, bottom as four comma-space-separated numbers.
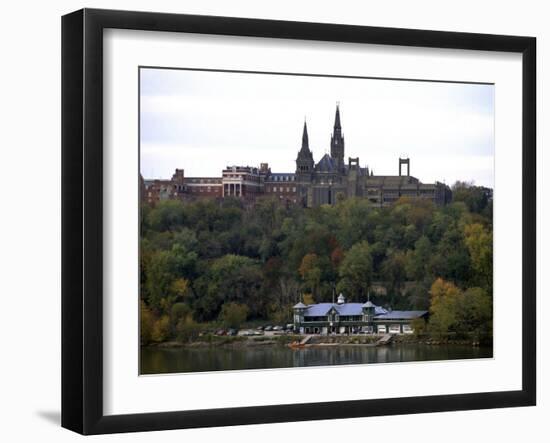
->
145, 334, 492, 350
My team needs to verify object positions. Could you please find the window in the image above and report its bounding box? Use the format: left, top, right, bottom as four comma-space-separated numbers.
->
389, 324, 401, 334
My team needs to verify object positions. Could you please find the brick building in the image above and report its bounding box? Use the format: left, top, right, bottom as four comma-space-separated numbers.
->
141, 105, 452, 207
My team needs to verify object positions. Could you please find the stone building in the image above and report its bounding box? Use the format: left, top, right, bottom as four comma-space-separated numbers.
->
292, 105, 452, 207
141, 105, 451, 207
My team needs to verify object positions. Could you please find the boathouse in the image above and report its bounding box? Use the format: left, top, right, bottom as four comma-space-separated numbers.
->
293, 294, 428, 335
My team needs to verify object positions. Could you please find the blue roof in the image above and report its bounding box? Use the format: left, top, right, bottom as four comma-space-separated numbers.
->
303, 303, 333, 316
375, 310, 428, 320
303, 302, 388, 317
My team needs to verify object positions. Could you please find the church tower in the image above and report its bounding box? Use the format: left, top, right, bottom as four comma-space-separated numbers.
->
296, 121, 314, 177
330, 104, 345, 172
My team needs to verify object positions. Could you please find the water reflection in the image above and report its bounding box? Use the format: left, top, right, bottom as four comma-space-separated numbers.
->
140, 344, 493, 375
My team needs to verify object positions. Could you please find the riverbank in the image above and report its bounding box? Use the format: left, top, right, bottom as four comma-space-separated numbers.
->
146, 333, 491, 349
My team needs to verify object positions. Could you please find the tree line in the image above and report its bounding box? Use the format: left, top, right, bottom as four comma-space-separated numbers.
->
140, 181, 493, 344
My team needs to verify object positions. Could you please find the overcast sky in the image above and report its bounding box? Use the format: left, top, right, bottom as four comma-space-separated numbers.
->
140, 68, 494, 188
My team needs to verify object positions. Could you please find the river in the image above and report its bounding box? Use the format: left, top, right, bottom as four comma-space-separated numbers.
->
140, 344, 493, 375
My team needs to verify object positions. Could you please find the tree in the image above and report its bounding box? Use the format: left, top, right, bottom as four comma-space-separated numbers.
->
145, 250, 175, 312
452, 181, 490, 214
170, 302, 192, 334
194, 254, 263, 321
140, 301, 155, 345
151, 315, 171, 342
147, 200, 186, 232
381, 251, 407, 295
405, 235, 432, 281
171, 278, 191, 302
428, 278, 462, 339
464, 223, 493, 291
428, 278, 492, 340
176, 315, 203, 342
456, 287, 492, 339
219, 302, 249, 329
337, 241, 373, 300
302, 293, 315, 305
299, 253, 322, 297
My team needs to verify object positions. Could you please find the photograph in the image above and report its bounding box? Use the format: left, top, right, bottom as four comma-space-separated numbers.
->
138, 67, 494, 375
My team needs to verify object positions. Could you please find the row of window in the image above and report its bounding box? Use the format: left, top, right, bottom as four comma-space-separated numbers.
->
267, 186, 296, 193
268, 175, 296, 182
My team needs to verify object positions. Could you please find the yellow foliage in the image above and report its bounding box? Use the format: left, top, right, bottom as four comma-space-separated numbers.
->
302, 293, 315, 305
171, 278, 190, 299
140, 300, 154, 345
151, 315, 170, 343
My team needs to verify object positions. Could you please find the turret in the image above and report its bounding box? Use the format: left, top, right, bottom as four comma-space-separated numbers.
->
362, 300, 376, 322
293, 301, 307, 328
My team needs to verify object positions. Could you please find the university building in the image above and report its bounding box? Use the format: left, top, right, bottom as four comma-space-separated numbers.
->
141, 105, 452, 207
293, 294, 428, 335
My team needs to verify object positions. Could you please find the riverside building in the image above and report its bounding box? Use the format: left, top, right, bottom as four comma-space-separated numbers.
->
293, 293, 428, 335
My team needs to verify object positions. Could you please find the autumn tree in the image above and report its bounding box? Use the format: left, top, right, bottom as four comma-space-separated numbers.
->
464, 223, 493, 291
428, 278, 492, 340
428, 278, 462, 338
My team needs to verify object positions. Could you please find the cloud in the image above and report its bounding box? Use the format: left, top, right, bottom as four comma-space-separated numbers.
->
140, 68, 494, 188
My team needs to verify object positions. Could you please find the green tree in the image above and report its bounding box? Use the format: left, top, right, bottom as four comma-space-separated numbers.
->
147, 200, 186, 232
219, 302, 249, 329
428, 279, 492, 341
299, 253, 322, 297
145, 250, 174, 311
405, 235, 432, 281
337, 241, 372, 300
456, 287, 492, 339
194, 254, 262, 321
381, 251, 407, 295
452, 181, 490, 214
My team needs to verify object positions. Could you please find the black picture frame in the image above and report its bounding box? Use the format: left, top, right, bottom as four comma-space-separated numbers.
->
61, 8, 536, 435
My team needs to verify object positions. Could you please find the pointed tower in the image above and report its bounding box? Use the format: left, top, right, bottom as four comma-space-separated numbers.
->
296, 121, 314, 176
330, 104, 345, 172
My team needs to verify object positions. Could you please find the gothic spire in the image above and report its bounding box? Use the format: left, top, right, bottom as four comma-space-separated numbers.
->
301, 120, 309, 151
334, 103, 341, 130
297, 119, 314, 175
330, 103, 345, 170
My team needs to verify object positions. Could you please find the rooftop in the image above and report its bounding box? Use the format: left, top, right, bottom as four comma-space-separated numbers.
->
300, 302, 388, 317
